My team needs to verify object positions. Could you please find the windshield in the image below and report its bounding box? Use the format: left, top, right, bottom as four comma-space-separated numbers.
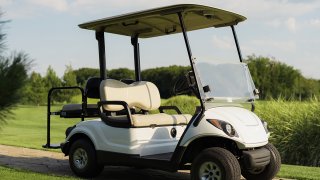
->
187, 26, 257, 104
196, 62, 256, 103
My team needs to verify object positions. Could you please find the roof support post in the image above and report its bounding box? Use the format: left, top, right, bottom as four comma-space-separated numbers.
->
177, 12, 205, 112
177, 13, 193, 61
96, 30, 107, 80
131, 34, 141, 81
231, 25, 243, 62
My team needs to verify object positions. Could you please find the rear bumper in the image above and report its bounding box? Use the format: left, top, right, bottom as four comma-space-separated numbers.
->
242, 147, 271, 169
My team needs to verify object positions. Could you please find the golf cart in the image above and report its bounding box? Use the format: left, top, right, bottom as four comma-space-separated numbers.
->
43, 4, 281, 180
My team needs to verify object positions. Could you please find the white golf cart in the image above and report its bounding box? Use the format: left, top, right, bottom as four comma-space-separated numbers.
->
43, 4, 281, 180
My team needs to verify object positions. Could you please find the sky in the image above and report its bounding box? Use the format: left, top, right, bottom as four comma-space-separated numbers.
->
0, 0, 320, 79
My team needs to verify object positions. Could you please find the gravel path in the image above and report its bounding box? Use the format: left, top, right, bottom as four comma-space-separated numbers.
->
0, 144, 190, 179
0, 144, 290, 180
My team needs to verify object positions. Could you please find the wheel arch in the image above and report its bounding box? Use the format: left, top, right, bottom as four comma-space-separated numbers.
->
62, 133, 96, 156
179, 136, 241, 166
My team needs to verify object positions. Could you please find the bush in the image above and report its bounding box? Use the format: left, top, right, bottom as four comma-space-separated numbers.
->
142, 66, 190, 98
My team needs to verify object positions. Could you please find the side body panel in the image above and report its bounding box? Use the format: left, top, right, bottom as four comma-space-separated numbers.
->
66, 119, 187, 156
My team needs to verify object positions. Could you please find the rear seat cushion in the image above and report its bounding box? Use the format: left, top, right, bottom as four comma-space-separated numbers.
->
100, 79, 161, 111
131, 113, 192, 127
62, 104, 98, 111
61, 104, 99, 118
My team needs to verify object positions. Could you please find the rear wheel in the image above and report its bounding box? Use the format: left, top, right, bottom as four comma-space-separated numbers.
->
69, 139, 104, 178
191, 147, 241, 180
241, 143, 281, 180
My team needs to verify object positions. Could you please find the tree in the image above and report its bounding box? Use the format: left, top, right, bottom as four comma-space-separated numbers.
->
44, 66, 62, 103
22, 72, 46, 105
0, 14, 30, 125
108, 68, 134, 80
245, 55, 319, 100
73, 68, 100, 87
60, 65, 78, 102
142, 65, 191, 98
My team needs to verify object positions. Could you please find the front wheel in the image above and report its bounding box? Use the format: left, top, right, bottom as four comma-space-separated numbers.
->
242, 143, 281, 180
69, 139, 104, 178
191, 147, 241, 180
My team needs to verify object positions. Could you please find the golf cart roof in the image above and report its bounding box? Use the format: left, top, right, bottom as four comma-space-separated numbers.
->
79, 4, 246, 38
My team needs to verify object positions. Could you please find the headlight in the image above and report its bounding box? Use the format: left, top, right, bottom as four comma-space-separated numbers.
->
207, 119, 238, 137
261, 120, 269, 133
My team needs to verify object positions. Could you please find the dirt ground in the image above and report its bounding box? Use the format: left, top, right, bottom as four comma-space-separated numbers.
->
0, 144, 190, 179
0, 144, 289, 180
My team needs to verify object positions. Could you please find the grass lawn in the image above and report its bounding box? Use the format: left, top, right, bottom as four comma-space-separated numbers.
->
0, 105, 82, 150
279, 164, 320, 180
0, 166, 76, 180
0, 105, 320, 179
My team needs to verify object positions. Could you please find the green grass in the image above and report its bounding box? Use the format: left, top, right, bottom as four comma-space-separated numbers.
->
70, 95, 99, 104
279, 164, 320, 180
0, 105, 81, 150
0, 166, 75, 180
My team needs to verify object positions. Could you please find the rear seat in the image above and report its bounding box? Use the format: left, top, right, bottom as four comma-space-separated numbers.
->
60, 77, 101, 118
100, 79, 192, 127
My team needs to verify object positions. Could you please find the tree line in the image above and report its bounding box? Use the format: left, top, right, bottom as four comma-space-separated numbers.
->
246, 55, 320, 100
21, 55, 320, 105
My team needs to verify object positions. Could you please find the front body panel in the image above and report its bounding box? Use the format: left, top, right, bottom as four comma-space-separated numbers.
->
180, 106, 269, 149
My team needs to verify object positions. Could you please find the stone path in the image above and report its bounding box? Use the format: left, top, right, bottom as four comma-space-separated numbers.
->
0, 144, 291, 180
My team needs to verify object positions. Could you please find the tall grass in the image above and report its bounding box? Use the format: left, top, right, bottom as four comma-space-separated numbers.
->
163, 96, 320, 166
255, 99, 320, 166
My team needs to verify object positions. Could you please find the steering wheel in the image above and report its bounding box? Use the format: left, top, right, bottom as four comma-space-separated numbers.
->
173, 71, 198, 96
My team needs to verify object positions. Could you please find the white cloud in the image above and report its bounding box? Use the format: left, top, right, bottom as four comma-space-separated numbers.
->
310, 19, 320, 28
3, 0, 320, 21
0, 0, 12, 6
285, 17, 297, 32
266, 19, 282, 28
212, 36, 234, 49
28, 0, 68, 12
247, 39, 296, 53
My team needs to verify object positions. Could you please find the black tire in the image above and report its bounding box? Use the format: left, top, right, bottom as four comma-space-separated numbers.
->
242, 143, 281, 180
191, 147, 241, 180
69, 139, 104, 178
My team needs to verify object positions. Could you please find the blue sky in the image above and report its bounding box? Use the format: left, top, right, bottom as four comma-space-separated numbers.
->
1, 0, 320, 79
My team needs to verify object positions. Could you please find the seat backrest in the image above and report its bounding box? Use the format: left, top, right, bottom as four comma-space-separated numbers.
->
100, 79, 161, 111
85, 77, 101, 99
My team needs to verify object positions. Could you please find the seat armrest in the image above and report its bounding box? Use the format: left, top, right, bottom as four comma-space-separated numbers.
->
159, 106, 182, 114
98, 101, 133, 127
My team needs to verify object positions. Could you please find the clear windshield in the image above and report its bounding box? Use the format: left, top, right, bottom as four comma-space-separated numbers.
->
196, 62, 256, 103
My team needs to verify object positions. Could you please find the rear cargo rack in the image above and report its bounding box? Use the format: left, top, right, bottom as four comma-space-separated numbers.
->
43, 86, 85, 149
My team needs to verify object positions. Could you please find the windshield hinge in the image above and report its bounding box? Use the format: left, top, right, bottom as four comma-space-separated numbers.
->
191, 57, 197, 64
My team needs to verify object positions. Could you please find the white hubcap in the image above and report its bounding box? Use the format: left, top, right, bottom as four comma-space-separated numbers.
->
73, 148, 88, 169
199, 161, 222, 180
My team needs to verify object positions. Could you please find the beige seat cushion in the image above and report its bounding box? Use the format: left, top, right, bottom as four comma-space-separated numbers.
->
99, 79, 192, 127
131, 113, 192, 127
100, 79, 161, 111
